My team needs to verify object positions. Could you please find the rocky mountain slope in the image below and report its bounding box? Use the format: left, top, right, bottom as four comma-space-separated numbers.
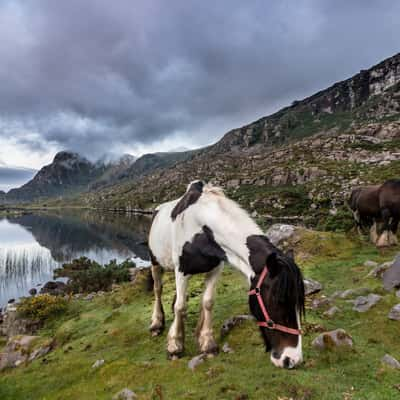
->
4, 148, 196, 203
5, 152, 104, 202
79, 53, 400, 229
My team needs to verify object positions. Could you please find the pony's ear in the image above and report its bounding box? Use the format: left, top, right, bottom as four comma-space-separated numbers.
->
286, 249, 295, 261
266, 252, 280, 277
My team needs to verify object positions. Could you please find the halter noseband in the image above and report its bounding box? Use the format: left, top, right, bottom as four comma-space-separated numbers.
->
248, 266, 301, 336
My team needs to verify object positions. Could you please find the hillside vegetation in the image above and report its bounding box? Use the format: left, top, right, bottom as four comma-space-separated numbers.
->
68, 53, 400, 232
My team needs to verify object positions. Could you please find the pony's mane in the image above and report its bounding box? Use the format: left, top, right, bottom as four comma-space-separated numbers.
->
202, 182, 262, 235
202, 182, 225, 197
271, 252, 305, 317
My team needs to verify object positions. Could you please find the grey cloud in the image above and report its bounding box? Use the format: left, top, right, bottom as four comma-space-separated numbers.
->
0, 166, 36, 192
0, 0, 400, 159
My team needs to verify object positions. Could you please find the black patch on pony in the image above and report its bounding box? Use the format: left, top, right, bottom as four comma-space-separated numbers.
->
179, 225, 227, 275
171, 181, 204, 220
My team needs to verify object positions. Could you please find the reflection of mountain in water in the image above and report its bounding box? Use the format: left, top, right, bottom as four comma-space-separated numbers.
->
8, 210, 151, 262
0, 211, 151, 307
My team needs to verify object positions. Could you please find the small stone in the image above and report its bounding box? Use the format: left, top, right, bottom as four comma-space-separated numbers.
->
312, 328, 353, 351
364, 260, 378, 268
28, 288, 37, 296
352, 294, 382, 312
112, 388, 138, 400
388, 304, 400, 320
8, 299, 15, 304
188, 354, 206, 371
92, 359, 105, 369
84, 293, 95, 301
220, 315, 254, 337
396, 289, 400, 298
382, 354, 400, 369
304, 278, 323, 296
339, 287, 370, 299
311, 297, 331, 310
222, 343, 234, 353
323, 306, 340, 317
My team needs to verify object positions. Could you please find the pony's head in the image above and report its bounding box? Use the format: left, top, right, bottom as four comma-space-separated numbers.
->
249, 251, 305, 369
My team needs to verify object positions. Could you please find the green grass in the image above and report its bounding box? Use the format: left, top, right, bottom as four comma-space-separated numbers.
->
1, 232, 400, 399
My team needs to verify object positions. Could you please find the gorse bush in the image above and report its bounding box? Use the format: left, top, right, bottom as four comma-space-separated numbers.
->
17, 294, 68, 322
54, 257, 134, 293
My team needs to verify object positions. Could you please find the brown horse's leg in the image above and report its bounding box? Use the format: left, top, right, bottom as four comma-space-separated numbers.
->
389, 217, 399, 245
377, 208, 391, 247
150, 265, 165, 336
196, 265, 223, 355
370, 221, 378, 244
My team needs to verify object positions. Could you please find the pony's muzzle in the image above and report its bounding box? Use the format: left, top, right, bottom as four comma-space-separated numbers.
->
270, 342, 303, 369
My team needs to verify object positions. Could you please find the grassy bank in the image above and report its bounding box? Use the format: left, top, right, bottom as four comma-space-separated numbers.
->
0, 231, 399, 400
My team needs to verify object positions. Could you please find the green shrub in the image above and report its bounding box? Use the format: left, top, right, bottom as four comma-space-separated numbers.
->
17, 294, 68, 322
54, 257, 134, 293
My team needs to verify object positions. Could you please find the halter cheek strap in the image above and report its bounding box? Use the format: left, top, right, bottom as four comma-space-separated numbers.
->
248, 266, 301, 336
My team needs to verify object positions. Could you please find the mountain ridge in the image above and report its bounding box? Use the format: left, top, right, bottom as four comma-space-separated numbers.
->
3, 52, 400, 218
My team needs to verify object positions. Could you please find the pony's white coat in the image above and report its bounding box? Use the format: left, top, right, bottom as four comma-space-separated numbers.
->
148, 182, 303, 367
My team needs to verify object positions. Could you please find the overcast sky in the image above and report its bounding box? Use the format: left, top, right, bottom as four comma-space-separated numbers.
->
1, 0, 400, 180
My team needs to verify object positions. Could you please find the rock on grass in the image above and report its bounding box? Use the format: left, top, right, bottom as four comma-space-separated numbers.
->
92, 359, 105, 368
312, 329, 353, 351
388, 304, 400, 320
323, 306, 340, 317
304, 278, 323, 296
364, 260, 378, 268
188, 354, 206, 371
220, 315, 254, 338
112, 388, 138, 400
382, 255, 400, 291
381, 354, 400, 369
352, 294, 381, 312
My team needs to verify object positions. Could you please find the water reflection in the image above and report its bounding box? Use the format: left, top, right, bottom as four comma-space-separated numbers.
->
0, 210, 151, 307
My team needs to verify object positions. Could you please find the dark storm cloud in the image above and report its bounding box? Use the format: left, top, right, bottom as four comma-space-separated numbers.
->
1, 0, 400, 158
0, 165, 36, 192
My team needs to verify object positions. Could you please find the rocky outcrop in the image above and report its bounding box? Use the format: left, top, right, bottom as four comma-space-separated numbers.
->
0, 305, 41, 337
6, 152, 104, 202
0, 335, 52, 371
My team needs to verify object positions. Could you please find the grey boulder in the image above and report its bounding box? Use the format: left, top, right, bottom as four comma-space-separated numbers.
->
312, 329, 353, 351
352, 294, 382, 312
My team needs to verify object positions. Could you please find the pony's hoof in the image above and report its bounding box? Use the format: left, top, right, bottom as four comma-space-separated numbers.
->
199, 338, 219, 355
167, 351, 184, 360
149, 320, 165, 336
150, 329, 163, 337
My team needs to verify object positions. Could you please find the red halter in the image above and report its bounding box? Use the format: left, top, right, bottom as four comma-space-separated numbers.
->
248, 266, 301, 336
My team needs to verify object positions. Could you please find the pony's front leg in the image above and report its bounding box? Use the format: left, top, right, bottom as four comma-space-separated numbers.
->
196, 265, 223, 355
167, 271, 189, 359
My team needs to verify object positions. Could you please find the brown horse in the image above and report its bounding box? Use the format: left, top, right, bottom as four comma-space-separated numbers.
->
349, 180, 399, 246
348, 185, 381, 232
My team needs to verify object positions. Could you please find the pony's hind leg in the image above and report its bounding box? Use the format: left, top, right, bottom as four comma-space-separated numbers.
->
150, 264, 165, 336
196, 265, 223, 355
167, 271, 189, 359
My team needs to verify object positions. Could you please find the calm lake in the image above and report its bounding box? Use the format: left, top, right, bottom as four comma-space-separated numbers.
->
0, 210, 152, 308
